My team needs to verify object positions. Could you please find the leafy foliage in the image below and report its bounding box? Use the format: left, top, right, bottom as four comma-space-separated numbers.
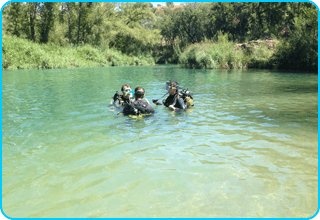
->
271, 3, 318, 71
179, 32, 277, 69
38, 2, 56, 43
157, 4, 209, 44
2, 36, 155, 70
2, 2, 318, 71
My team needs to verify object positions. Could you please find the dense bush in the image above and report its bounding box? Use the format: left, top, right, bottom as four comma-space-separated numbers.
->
2, 36, 155, 71
179, 33, 278, 69
108, 23, 161, 57
270, 16, 318, 71
2, 2, 317, 71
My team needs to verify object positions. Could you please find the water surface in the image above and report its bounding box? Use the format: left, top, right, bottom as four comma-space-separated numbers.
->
2, 66, 318, 217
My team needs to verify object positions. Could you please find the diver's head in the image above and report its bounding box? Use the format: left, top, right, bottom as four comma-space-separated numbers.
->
134, 86, 145, 100
166, 81, 179, 95
121, 84, 131, 99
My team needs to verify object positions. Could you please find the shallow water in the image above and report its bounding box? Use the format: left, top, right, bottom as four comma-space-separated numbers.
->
2, 66, 318, 218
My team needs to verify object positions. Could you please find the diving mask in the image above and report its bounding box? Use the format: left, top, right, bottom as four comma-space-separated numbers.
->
166, 81, 179, 91
165, 82, 171, 91
124, 88, 132, 93
125, 90, 134, 99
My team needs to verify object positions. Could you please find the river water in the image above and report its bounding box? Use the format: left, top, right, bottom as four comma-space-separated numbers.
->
2, 66, 318, 218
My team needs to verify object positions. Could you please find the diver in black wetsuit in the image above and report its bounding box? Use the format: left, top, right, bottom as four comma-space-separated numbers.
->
152, 81, 194, 112
122, 87, 154, 116
110, 84, 133, 107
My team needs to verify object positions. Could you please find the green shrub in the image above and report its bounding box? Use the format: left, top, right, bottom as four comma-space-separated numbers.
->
179, 32, 278, 69
271, 34, 317, 71
2, 35, 155, 70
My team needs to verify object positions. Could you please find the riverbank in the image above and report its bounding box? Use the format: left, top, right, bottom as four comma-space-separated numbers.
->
178, 34, 278, 69
3, 34, 317, 72
178, 33, 317, 71
1, 35, 277, 71
2, 36, 155, 71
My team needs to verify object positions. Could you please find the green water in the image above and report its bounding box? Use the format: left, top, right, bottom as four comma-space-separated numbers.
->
2, 66, 318, 218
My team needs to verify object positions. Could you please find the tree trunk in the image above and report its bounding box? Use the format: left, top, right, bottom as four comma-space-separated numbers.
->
29, 3, 37, 41
67, 3, 72, 44
77, 2, 82, 45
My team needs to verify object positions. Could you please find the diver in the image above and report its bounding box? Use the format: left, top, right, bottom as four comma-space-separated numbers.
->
152, 81, 194, 112
109, 84, 134, 107
122, 87, 154, 116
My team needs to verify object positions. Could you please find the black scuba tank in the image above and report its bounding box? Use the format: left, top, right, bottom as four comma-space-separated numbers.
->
113, 91, 121, 102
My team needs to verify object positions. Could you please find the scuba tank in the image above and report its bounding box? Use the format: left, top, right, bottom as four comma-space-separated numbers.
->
113, 91, 121, 102
153, 81, 194, 107
111, 90, 134, 107
109, 91, 121, 106
179, 88, 194, 107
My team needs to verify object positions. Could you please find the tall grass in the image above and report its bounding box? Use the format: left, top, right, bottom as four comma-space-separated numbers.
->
179, 33, 277, 69
2, 36, 155, 71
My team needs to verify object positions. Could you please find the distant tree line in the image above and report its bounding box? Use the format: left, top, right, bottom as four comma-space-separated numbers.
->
156, 2, 317, 44
2, 2, 160, 53
4, 2, 317, 45
2, 2, 318, 70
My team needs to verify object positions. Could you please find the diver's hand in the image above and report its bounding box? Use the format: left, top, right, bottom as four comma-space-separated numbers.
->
152, 99, 158, 104
169, 105, 175, 111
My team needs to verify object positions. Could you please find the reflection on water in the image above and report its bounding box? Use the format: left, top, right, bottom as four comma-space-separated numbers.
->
2, 66, 318, 218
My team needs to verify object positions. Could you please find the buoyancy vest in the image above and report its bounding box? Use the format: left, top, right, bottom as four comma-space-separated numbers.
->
163, 94, 188, 109
163, 94, 179, 107
123, 100, 154, 116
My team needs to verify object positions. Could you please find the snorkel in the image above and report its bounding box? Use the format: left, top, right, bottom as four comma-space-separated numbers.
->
125, 90, 134, 100
122, 86, 134, 100
152, 81, 179, 103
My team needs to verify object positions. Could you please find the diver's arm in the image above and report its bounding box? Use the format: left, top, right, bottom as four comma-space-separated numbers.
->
144, 98, 150, 104
178, 97, 187, 111
170, 97, 187, 112
152, 99, 164, 105
114, 99, 122, 107
108, 99, 114, 107
168, 95, 179, 111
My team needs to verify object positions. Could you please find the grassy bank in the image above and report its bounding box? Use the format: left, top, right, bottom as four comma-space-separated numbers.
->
178, 32, 317, 71
2, 35, 155, 71
179, 33, 277, 69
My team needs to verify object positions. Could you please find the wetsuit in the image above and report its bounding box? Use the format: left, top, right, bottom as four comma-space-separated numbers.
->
123, 99, 154, 116
156, 94, 187, 112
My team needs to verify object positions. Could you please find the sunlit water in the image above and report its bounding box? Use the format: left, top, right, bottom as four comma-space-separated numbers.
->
2, 66, 318, 218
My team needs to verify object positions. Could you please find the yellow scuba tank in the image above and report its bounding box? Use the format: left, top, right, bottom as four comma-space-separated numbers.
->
186, 97, 194, 107
178, 88, 194, 107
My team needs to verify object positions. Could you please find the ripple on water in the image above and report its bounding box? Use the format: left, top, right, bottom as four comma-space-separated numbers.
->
2, 67, 318, 218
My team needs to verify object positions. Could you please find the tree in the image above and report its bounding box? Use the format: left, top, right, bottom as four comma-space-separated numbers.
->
59, 2, 77, 44
208, 3, 235, 39
6, 2, 23, 37
158, 4, 209, 44
166, 2, 173, 8
117, 2, 155, 26
38, 2, 56, 43
56, 2, 116, 45
25, 2, 39, 41
76, 2, 82, 45
108, 3, 161, 55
